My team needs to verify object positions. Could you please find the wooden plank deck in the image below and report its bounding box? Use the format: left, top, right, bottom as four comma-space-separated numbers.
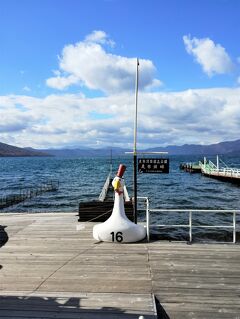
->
148, 242, 240, 318
1, 212, 240, 318
0, 213, 156, 319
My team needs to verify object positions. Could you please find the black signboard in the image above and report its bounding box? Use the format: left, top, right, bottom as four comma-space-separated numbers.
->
138, 158, 169, 174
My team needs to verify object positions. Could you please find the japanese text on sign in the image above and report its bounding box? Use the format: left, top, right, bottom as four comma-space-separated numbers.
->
138, 158, 169, 174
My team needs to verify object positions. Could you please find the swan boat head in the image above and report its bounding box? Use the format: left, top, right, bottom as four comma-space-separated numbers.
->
112, 176, 124, 195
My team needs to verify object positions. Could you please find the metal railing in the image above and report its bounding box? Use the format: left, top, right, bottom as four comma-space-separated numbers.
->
206, 167, 240, 176
214, 168, 240, 176
137, 197, 150, 241
199, 161, 240, 177
137, 197, 239, 243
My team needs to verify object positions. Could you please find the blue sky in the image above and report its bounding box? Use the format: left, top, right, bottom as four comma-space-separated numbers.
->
1, 0, 240, 148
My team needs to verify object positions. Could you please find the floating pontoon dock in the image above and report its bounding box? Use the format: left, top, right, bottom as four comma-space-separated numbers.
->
199, 156, 240, 184
1, 212, 240, 318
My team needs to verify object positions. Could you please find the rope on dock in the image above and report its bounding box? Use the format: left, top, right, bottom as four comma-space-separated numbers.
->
83, 209, 112, 223
0, 180, 59, 210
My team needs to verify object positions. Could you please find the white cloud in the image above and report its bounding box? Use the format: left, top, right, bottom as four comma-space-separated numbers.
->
85, 30, 115, 47
46, 30, 162, 93
0, 109, 35, 133
2, 31, 240, 149
1, 88, 240, 149
183, 35, 234, 76
22, 86, 31, 92
46, 75, 78, 90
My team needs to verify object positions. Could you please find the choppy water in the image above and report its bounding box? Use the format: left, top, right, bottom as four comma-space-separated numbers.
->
0, 155, 240, 241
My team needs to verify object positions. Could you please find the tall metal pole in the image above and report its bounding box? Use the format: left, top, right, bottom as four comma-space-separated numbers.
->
133, 58, 139, 224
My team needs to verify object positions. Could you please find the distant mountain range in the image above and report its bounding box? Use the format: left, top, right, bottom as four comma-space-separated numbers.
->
0, 142, 51, 157
147, 139, 240, 156
1, 139, 240, 157
41, 139, 240, 156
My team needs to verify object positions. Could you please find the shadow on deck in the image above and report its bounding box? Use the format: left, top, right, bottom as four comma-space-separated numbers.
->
0, 225, 8, 248
0, 295, 157, 318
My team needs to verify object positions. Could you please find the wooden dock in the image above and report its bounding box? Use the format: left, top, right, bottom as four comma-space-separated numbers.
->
200, 157, 240, 184
1, 213, 240, 318
78, 200, 134, 222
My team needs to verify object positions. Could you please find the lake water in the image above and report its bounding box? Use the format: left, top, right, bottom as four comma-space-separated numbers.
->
0, 155, 240, 241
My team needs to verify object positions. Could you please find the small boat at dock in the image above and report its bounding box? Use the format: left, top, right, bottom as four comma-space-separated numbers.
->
78, 169, 134, 222
179, 162, 201, 173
